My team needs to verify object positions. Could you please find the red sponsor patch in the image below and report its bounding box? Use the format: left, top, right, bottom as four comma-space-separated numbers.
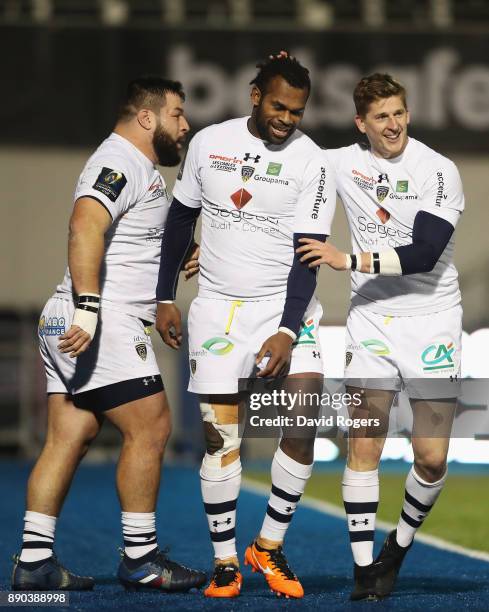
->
230, 188, 252, 209
376, 207, 390, 224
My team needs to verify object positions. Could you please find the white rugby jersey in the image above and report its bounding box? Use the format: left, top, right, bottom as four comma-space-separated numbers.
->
174, 117, 336, 299
326, 138, 464, 316
56, 133, 171, 321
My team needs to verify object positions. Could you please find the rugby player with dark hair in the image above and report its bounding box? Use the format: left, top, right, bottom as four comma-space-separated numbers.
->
156, 54, 336, 598
11, 76, 205, 593
298, 72, 464, 600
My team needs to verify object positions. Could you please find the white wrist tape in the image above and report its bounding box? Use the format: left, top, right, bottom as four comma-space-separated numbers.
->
278, 326, 297, 341
345, 254, 352, 270
378, 250, 402, 275
158, 300, 174, 304
72, 293, 100, 339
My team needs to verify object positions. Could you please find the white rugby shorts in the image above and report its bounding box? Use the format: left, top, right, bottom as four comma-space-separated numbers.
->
187, 296, 324, 394
38, 296, 161, 407
344, 304, 462, 398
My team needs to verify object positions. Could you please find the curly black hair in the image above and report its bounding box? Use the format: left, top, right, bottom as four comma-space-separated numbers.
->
250, 53, 311, 95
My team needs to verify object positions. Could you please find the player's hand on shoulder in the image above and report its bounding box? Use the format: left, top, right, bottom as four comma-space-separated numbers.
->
296, 238, 347, 271
58, 325, 92, 358
156, 302, 182, 349
182, 242, 200, 280
256, 332, 294, 378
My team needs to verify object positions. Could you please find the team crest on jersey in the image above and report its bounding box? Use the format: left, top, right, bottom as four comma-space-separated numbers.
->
230, 188, 252, 209
376, 185, 389, 203
241, 166, 255, 182
135, 343, 147, 361
93, 167, 127, 202
376, 207, 391, 224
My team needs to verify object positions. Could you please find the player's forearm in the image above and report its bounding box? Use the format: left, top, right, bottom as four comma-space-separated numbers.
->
68, 224, 105, 295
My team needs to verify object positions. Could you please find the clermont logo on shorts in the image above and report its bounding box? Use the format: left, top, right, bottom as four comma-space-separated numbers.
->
345, 351, 353, 367
421, 342, 455, 372
190, 359, 197, 374
135, 343, 147, 361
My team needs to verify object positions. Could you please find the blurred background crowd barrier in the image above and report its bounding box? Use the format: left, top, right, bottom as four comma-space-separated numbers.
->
1, 0, 489, 461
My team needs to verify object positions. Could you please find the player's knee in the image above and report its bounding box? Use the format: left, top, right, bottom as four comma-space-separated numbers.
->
348, 439, 382, 471
414, 454, 447, 482
200, 401, 241, 467
280, 438, 314, 465
200, 451, 242, 481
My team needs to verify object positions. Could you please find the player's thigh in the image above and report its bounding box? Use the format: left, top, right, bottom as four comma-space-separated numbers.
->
401, 305, 462, 399
344, 307, 401, 391
104, 391, 170, 441
187, 298, 257, 395
45, 393, 103, 446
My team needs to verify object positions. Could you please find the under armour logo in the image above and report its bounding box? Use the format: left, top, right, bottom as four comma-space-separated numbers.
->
378, 173, 389, 183
285, 506, 293, 513
244, 152, 261, 163
212, 518, 232, 527
450, 374, 458, 382
142, 375, 157, 386
312, 351, 321, 358
351, 518, 369, 526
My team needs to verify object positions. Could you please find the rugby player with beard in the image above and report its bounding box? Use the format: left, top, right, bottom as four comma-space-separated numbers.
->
12, 77, 205, 593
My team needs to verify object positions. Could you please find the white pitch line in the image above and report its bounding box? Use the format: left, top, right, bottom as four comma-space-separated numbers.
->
242, 476, 489, 564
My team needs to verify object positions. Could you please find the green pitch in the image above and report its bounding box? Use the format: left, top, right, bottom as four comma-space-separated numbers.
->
245, 470, 489, 553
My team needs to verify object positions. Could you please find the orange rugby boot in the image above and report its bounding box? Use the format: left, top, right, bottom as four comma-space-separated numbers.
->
244, 541, 304, 598
204, 563, 242, 598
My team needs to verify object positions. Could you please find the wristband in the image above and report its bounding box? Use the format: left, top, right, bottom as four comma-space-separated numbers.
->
372, 252, 380, 274
345, 254, 351, 270
350, 254, 358, 271
278, 326, 297, 341
158, 300, 174, 304
72, 293, 100, 339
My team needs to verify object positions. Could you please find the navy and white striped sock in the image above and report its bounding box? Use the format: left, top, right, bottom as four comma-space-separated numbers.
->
200, 456, 241, 561
396, 466, 447, 547
19, 511, 56, 563
342, 466, 379, 566
122, 512, 158, 559
259, 447, 312, 543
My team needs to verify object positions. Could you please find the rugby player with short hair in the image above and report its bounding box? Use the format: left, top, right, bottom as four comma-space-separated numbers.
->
156, 55, 336, 598
11, 77, 205, 592
298, 73, 464, 600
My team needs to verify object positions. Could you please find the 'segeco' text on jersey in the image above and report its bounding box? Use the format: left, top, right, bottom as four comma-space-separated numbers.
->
327, 138, 464, 315
174, 117, 336, 299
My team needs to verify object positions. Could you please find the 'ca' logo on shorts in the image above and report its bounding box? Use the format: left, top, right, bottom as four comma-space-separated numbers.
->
135, 343, 147, 361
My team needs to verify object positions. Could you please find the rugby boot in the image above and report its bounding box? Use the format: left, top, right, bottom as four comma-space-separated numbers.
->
373, 529, 412, 598
11, 554, 94, 591
244, 541, 304, 598
350, 562, 380, 601
118, 547, 206, 592
204, 563, 242, 598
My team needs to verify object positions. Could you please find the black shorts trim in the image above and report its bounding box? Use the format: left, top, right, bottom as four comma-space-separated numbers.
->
72, 375, 164, 412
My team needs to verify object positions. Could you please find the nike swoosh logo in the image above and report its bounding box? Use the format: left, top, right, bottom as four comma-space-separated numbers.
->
253, 550, 274, 575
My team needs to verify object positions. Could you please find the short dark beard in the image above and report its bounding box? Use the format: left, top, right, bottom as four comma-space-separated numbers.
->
254, 103, 294, 145
152, 123, 181, 166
